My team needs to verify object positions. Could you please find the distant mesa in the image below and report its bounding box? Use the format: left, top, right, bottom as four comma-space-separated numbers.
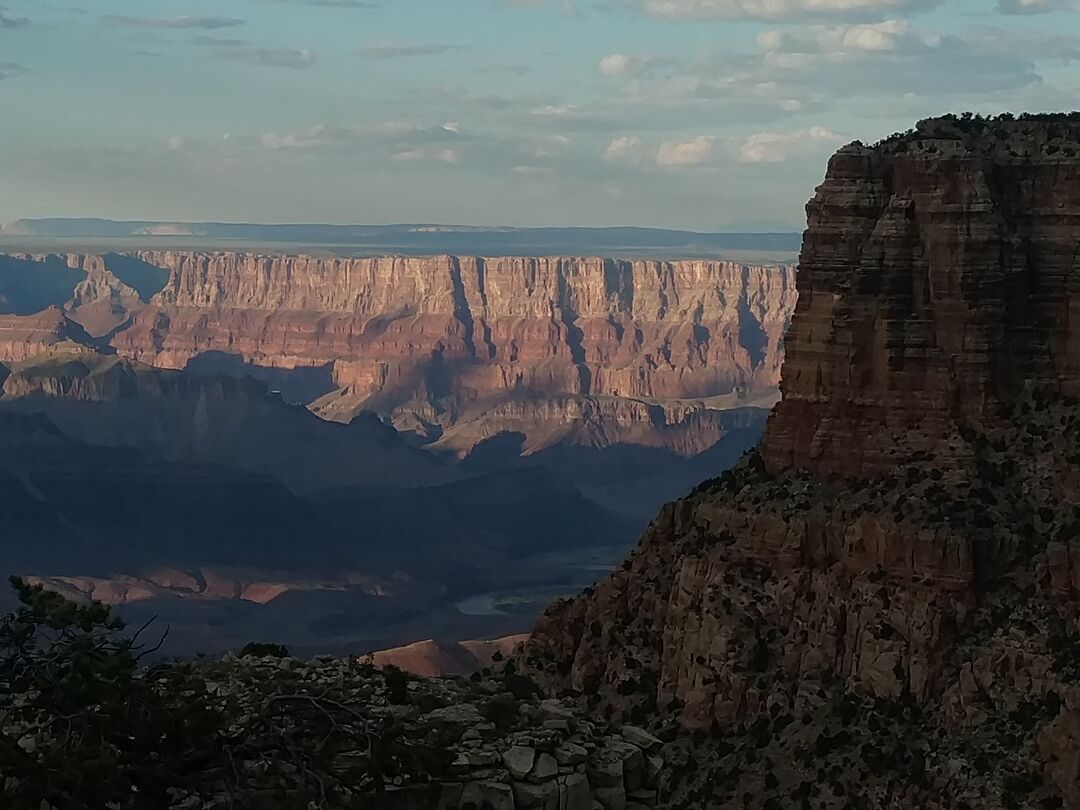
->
0, 218, 802, 260
131, 224, 199, 237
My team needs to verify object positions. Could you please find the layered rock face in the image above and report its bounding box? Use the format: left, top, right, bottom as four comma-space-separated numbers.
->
520, 117, 1080, 809
0, 308, 94, 363
0, 253, 157, 336
110, 253, 794, 450
116, 253, 792, 397
763, 116, 1080, 477
0, 250, 793, 460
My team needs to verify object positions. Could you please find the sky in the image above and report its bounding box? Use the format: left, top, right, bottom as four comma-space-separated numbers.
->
0, 0, 1078, 230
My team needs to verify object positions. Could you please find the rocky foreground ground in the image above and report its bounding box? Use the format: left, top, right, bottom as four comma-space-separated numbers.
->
0, 604, 661, 810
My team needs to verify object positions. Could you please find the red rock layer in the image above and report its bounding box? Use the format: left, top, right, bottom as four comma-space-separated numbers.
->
110, 253, 796, 406
763, 117, 1080, 477
0, 307, 93, 363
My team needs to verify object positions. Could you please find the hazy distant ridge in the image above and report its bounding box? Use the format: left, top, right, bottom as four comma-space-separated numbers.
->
1, 218, 801, 259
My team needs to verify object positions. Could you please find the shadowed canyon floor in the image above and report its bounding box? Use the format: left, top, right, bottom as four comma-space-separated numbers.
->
0, 248, 793, 657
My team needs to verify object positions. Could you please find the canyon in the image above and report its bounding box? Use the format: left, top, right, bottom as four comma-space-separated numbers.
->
8, 116, 1080, 808
0, 248, 794, 656
111, 252, 794, 455
519, 115, 1080, 809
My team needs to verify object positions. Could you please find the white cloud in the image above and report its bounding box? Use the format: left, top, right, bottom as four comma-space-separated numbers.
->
656, 135, 716, 167
220, 47, 315, 69
998, 0, 1074, 13
252, 121, 467, 154
359, 43, 463, 58
598, 54, 648, 76
738, 126, 841, 163
394, 147, 461, 164
503, 0, 579, 13
102, 15, 245, 29
260, 125, 327, 150
604, 136, 646, 162
619, 20, 1056, 111
530, 104, 580, 117
639, 0, 939, 21
757, 20, 917, 54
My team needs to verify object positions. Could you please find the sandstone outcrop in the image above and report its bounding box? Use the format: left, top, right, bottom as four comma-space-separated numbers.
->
109, 252, 795, 451
763, 115, 1080, 478
0, 308, 94, 363
0, 253, 160, 336
366, 635, 531, 678
1, 249, 794, 462
519, 115, 1080, 809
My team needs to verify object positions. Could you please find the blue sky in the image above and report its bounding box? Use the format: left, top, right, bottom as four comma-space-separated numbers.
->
0, 0, 1078, 230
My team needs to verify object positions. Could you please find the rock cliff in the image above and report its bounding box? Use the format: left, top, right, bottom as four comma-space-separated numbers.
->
109, 253, 795, 451
0, 252, 799, 468
762, 115, 1080, 478
519, 115, 1080, 809
0, 308, 95, 363
0, 253, 160, 336
0, 249, 794, 462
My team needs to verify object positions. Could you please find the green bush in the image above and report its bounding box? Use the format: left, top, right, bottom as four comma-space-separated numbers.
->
382, 664, 411, 705
0, 578, 454, 807
239, 641, 290, 658
0, 576, 223, 808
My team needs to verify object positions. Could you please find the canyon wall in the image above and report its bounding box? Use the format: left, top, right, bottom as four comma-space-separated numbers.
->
112, 253, 794, 405
0, 308, 93, 363
0, 250, 795, 456
762, 116, 1080, 477
520, 116, 1080, 809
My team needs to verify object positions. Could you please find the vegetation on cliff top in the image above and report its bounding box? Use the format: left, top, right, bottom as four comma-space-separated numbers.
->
870, 111, 1080, 150
0, 577, 463, 808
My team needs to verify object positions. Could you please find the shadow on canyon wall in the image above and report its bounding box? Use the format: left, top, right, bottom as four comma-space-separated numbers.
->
185, 351, 339, 404
99, 253, 171, 301
0, 255, 84, 314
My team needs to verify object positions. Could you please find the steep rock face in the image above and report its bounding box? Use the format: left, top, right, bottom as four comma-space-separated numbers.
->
121, 253, 792, 398
763, 117, 1080, 478
0, 249, 794, 459
0, 308, 95, 363
428, 394, 773, 457
109, 253, 795, 447
0, 253, 161, 336
520, 117, 1080, 809
65, 254, 147, 336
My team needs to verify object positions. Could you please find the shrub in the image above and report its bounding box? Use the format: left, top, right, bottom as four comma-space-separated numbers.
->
481, 694, 521, 730
239, 641, 290, 658
382, 665, 411, 705
0, 576, 223, 808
